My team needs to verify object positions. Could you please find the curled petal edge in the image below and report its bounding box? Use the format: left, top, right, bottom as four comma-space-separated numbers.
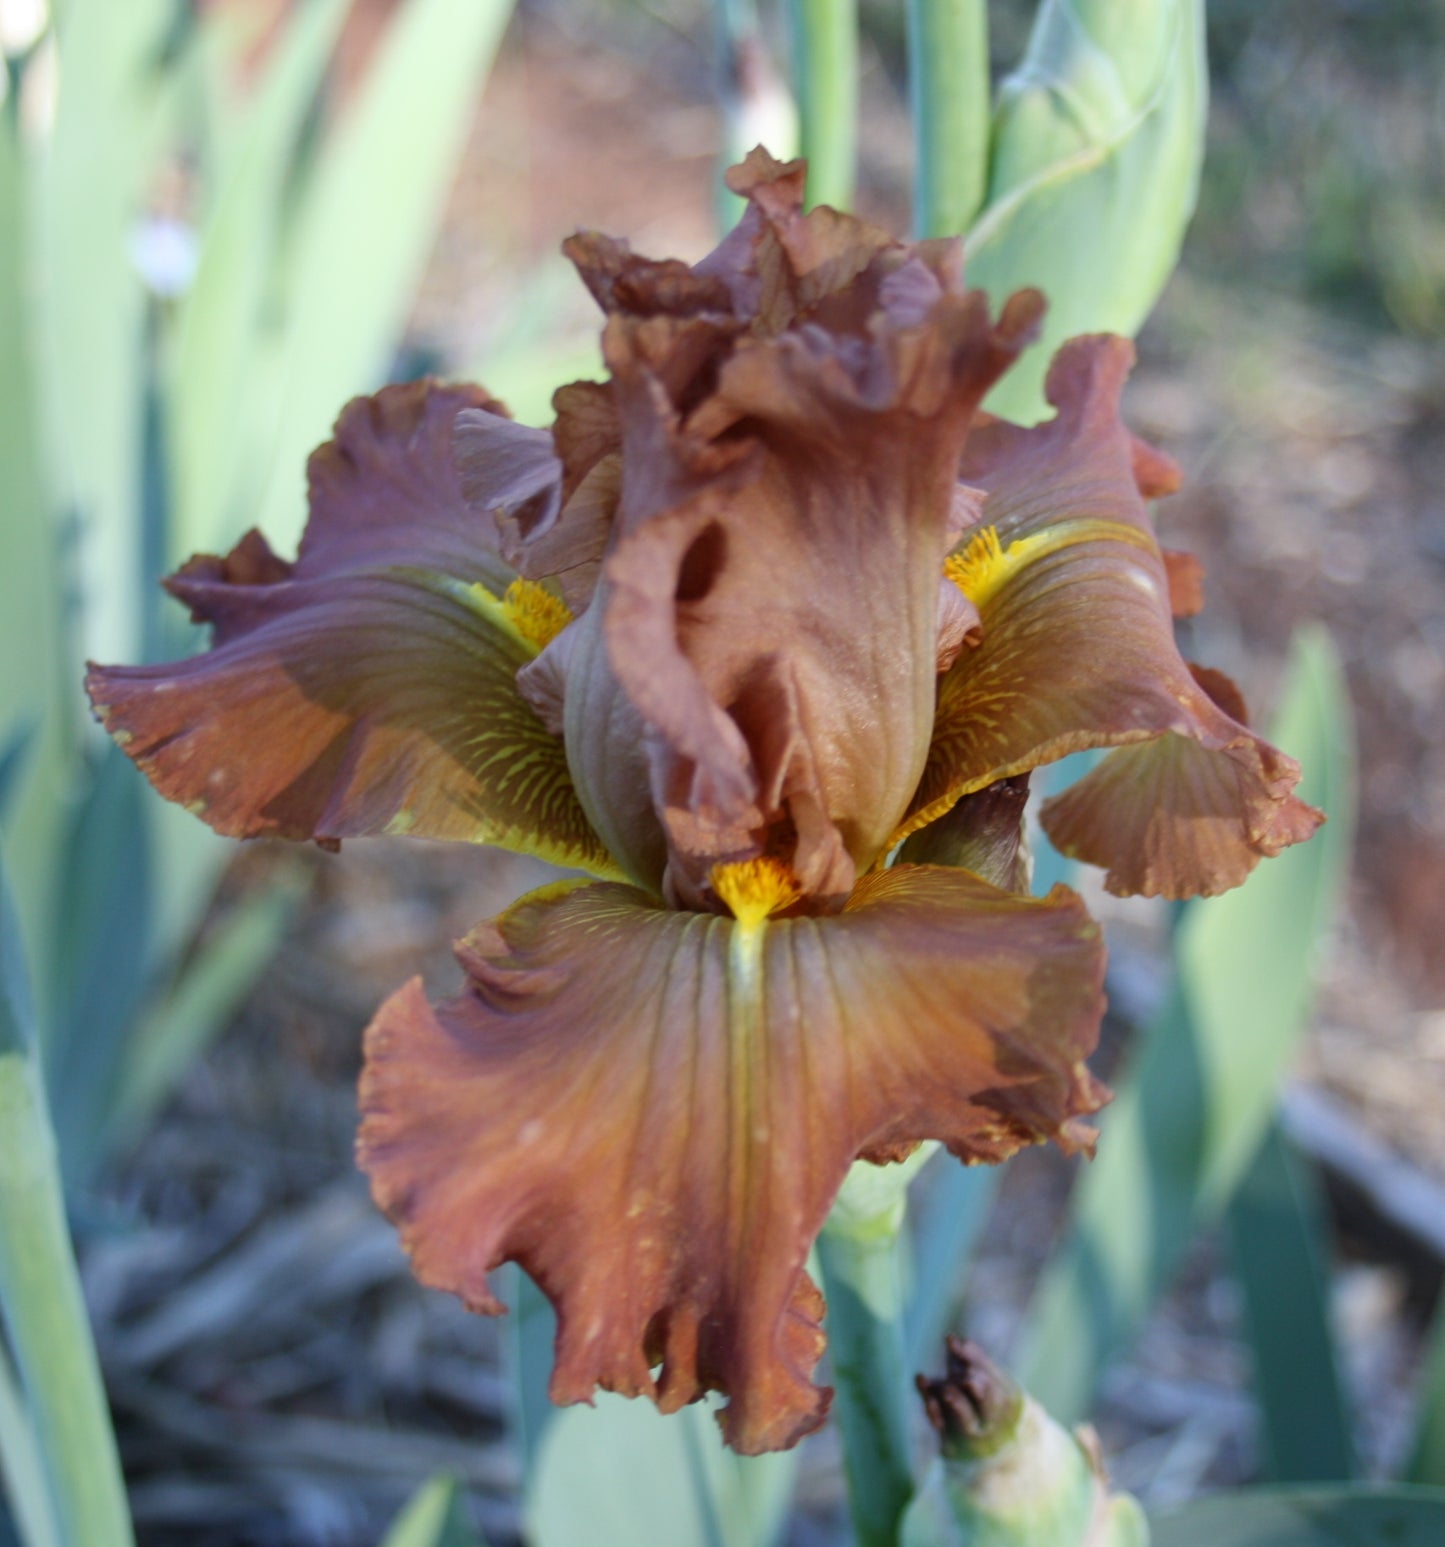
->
357, 866, 1108, 1454
87, 382, 619, 877
902, 335, 1322, 899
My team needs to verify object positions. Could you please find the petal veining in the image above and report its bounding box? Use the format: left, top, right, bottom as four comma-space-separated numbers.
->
539, 150, 1044, 907
87, 382, 618, 875
357, 864, 1107, 1454
902, 335, 1322, 897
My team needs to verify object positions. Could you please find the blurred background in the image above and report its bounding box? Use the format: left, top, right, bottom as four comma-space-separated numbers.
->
2, 0, 1443, 1543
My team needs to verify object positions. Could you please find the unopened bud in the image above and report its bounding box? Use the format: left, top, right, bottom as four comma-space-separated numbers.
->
965, 0, 1207, 424
902, 1337, 1149, 1547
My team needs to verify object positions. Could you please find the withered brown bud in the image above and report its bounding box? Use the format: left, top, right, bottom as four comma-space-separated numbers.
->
915, 1334, 1025, 1461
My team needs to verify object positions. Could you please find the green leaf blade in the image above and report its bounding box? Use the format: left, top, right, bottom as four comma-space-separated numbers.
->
526, 1391, 797, 1547
1407, 1297, 1445, 1485
966, 0, 1207, 422
1021, 628, 1356, 1424
382, 1474, 485, 1547
251, 0, 515, 553
0, 865, 134, 1547
1226, 1119, 1356, 1483
907, 0, 990, 237
167, 0, 354, 565
104, 862, 308, 1155
1151, 1485, 1445, 1546
784, 0, 857, 211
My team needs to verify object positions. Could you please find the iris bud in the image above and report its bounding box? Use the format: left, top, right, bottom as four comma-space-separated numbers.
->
901, 1337, 1149, 1547
966, 0, 1208, 423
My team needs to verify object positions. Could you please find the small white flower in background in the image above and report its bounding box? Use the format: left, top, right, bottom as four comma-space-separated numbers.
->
129, 216, 199, 300
0, 0, 47, 56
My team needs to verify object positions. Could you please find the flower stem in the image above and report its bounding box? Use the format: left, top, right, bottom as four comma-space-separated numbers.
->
783, 0, 857, 210
907, 0, 991, 237
819, 1156, 931, 1547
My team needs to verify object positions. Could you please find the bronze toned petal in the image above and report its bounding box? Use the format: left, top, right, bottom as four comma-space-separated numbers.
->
357, 865, 1106, 1454
559, 600, 673, 893
514, 452, 622, 613
903, 336, 1321, 898
1039, 659, 1318, 897
552, 380, 622, 500
579, 263, 1042, 907
1129, 432, 1182, 500
302, 382, 513, 586
452, 408, 561, 554
499, 157, 1045, 906
936, 577, 982, 674
87, 382, 619, 876
1040, 730, 1322, 898
1162, 547, 1205, 618
455, 396, 622, 615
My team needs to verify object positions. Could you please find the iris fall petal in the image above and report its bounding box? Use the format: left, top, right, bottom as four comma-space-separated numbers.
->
358, 864, 1106, 1454
904, 335, 1322, 897
86, 382, 618, 876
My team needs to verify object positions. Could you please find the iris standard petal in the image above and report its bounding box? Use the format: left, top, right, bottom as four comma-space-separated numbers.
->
454, 378, 624, 614
540, 151, 1043, 908
901, 335, 1322, 898
87, 382, 619, 876
356, 864, 1106, 1455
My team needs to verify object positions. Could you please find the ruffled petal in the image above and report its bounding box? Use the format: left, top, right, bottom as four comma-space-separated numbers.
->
454, 380, 624, 614
1039, 729, 1324, 898
1039, 660, 1318, 896
357, 865, 1106, 1454
87, 382, 619, 876
901, 336, 1322, 898
541, 152, 1043, 907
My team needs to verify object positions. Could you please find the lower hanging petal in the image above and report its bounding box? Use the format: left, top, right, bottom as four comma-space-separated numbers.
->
86, 382, 618, 877
357, 866, 1106, 1455
900, 336, 1321, 897
1040, 677, 1323, 897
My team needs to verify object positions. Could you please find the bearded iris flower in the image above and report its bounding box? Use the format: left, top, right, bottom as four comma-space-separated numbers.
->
86, 152, 1320, 1455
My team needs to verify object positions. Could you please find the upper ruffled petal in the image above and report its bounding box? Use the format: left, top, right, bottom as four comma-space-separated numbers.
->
454, 379, 624, 615
357, 864, 1106, 1455
900, 336, 1322, 898
537, 154, 1043, 907
86, 382, 619, 876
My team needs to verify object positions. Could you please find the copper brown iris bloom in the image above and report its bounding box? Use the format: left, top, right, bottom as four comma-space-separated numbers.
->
86, 152, 1321, 1455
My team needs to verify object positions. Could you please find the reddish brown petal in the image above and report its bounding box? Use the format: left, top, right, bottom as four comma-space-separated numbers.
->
1129, 433, 1182, 499
87, 382, 618, 876
552, 380, 623, 501
904, 336, 1321, 899
1189, 661, 1249, 724
454, 401, 623, 617
358, 866, 1106, 1454
515, 453, 621, 614
1040, 733, 1324, 898
936, 578, 982, 675
1162, 548, 1205, 618
554, 201, 1043, 907
452, 408, 562, 552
